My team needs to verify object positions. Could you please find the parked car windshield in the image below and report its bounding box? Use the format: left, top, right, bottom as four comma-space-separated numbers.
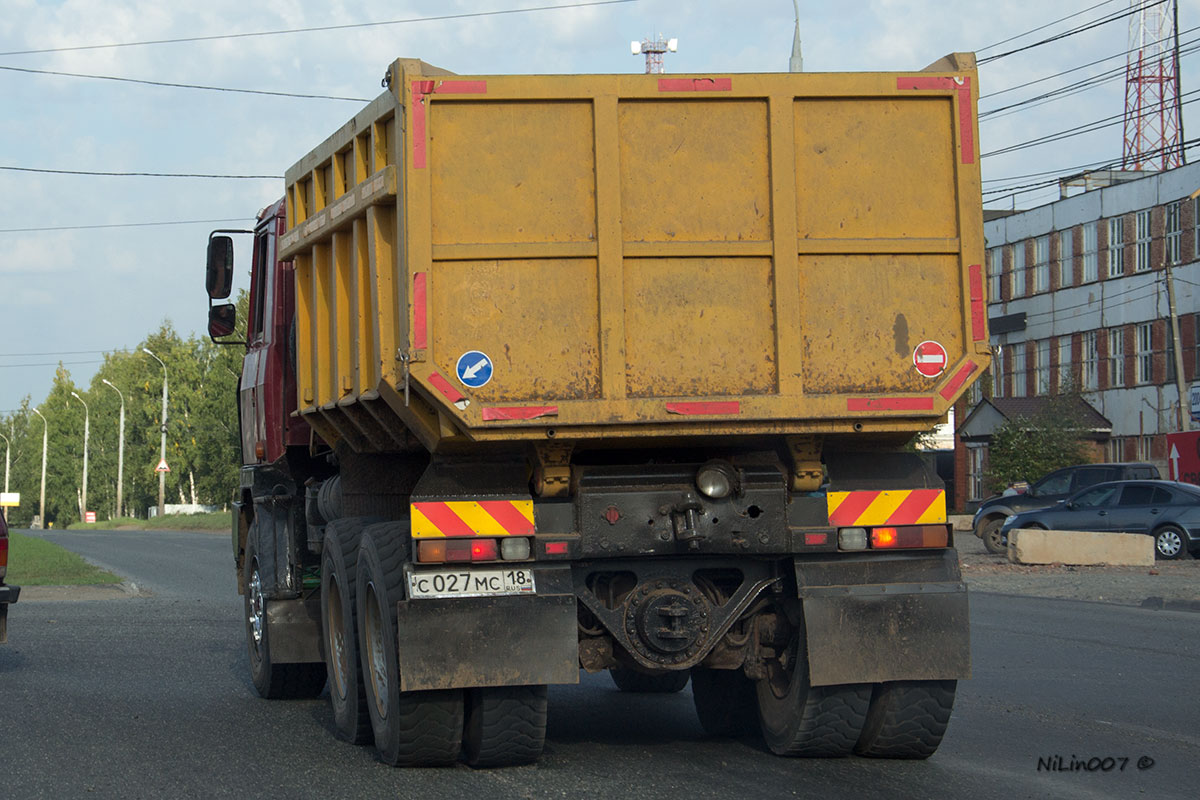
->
1032, 470, 1072, 496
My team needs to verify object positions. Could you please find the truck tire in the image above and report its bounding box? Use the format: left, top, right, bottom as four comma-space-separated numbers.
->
692, 668, 757, 737
609, 667, 691, 694
356, 522, 463, 766
463, 685, 549, 767
854, 680, 957, 759
244, 534, 326, 699
980, 518, 1007, 555
320, 517, 375, 744
755, 634, 871, 757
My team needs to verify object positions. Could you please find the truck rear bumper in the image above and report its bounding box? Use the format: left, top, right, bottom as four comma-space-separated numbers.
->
794, 550, 971, 685
0, 584, 17, 644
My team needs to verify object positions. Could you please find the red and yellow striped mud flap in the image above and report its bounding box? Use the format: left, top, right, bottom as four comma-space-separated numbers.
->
410, 499, 536, 538
826, 489, 946, 527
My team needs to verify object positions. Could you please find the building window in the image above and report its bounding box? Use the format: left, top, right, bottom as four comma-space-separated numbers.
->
1083, 221, 1099, 282
968, 447, 985, 502
1058, 335, 1072, 391
1058, 229, 1074, 288
1033, 236, 1049, 293
1137, 322, 1153, 384
967, 377, 982, 407
1108, 327, 1125, 388
1139, 435, 1154, 461
1011, 243, 1026, 298
1108, 437, 1125, 462
1107, 217, 1124, 278
1035, 339, 1050, 395
987, 248, 1002, 301
1012, 346, 1027, 398
1082, 331, 1099, 390
1166, 201, 1182, 265
1167, 329, 1177, 383
1135, 210, 1152, 272
993, 355, 1005, 398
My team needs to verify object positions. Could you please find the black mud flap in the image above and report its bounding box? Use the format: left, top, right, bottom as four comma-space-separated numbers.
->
794, 551, 971, 686
264, 596, 323, 664
395, 592, 579, 691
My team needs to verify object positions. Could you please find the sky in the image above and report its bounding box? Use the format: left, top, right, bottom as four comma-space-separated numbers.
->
2, 0, 1198, 413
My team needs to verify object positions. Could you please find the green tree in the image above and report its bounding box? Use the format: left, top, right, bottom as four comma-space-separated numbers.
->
985, 393, 1089, 494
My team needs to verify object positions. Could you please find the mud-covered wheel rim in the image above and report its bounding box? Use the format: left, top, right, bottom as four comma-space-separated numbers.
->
248, 562, 265, 650
326, 572, 349, 699
362, 578, 390, 720
1156, 528, 1183, 558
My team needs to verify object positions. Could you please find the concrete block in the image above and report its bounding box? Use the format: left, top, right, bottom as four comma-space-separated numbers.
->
1008, 529, 1154, 566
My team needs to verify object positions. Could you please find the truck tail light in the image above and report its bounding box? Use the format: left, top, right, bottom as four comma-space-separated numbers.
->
417, 538, 500, 564
0, 535, 7, 577
870, 525, 948, 549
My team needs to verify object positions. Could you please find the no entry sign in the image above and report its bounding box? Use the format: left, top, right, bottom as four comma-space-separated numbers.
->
912, 340, 948, 378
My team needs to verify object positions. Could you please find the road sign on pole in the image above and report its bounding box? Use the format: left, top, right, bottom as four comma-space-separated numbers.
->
0, 492, 19, 507
155, 458, 170, 473
1166, 431, 1200, 484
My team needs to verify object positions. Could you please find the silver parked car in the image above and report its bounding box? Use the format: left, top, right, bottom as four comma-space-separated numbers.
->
999, 479, 1200, 560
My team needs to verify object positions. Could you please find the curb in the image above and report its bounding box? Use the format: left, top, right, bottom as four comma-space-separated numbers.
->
1138, 596, 1200, 613
970, 589, 1200, 613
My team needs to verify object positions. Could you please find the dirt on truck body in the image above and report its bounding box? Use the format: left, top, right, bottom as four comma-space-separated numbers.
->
205, 52, 987, 766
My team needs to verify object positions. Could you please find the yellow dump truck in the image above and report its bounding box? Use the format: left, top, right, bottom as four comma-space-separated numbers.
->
205, 53, 987, 767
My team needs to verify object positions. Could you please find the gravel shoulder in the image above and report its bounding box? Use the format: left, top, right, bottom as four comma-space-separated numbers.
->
953, 517, 1200, 609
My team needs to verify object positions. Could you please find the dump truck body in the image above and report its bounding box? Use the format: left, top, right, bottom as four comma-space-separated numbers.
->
207, 53, 985, 768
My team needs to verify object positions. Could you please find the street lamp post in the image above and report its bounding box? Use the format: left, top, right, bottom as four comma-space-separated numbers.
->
143, 348, 168, 519
31, 407, 48, 528
101, 379, 126, 519
71, 391, 90, 521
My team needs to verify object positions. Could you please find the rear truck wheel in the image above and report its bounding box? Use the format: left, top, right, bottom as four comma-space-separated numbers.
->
692, 667, 758, 737
854, 680, 958, 759
244, 533, 326, 699
463, 685, 549, 768
356, 522, 463, 766
609, 666, 691, 694
755, 629, 871, 757
1153, 525, 1185, 560
320, 517, 375, 744
980, 518, 1007, 555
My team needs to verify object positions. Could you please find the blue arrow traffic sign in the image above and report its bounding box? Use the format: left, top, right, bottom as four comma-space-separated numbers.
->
456, 350, 494, 388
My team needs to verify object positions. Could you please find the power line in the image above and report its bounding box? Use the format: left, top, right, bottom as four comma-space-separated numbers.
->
975, 0, 1119, 54
0, 218, 249, 234
0, 1, 637, 57
0, 350, 123, 357
0, 360, 104, 369
979, 0, 1167, 65
0, 166, 279, 179
0, 64, 369, 102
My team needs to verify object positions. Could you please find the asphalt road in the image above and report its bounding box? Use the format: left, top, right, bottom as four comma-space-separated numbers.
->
2, 529, 1197, 799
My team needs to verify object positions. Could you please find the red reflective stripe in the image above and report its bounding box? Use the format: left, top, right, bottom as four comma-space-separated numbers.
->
846, 397, 935, 411
412, 272, 427, 349
939, 361, 978, 401
658, 77, 733, 92
885, 489, 942, 525
411, 81, 434, 169
482, 406, 558, 421
969, 263, 986, 341
477, 501, 536, 536
665, 401, 740, 415
428, 372, 465, 403
434, 80, 487, 94
414, 502, 476, 537
828, 491, 881, 526
896, 76, 974, 164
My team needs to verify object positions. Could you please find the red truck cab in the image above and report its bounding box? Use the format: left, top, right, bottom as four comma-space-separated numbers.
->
0, 511, 18, 643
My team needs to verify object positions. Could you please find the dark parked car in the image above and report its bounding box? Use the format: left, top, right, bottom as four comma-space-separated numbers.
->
999, 479, 1200, 560
0, 511, 18, 643
972, 462, 1160, 554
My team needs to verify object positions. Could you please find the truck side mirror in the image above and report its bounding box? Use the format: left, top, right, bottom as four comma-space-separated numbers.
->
206, 235, 235, 299
209, 303, 237, 339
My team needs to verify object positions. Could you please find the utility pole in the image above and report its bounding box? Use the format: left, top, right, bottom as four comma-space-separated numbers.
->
31, 407, 47, 528
790, 0, 804, 72
0, 429, 9, 524
102, 379, 126, 519
143, 348, 168, 519
71, 392, 90, 521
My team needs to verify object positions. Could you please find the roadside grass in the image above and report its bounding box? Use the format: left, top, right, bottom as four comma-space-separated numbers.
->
5, 532, 122, 586
65, 511, 229, 532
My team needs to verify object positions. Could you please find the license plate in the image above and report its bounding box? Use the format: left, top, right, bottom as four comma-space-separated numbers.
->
407, 568, 536, 599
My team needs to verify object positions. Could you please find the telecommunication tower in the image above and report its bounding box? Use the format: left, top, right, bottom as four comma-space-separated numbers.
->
631, 35, 677, 74
1122, 0, 1183, 170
